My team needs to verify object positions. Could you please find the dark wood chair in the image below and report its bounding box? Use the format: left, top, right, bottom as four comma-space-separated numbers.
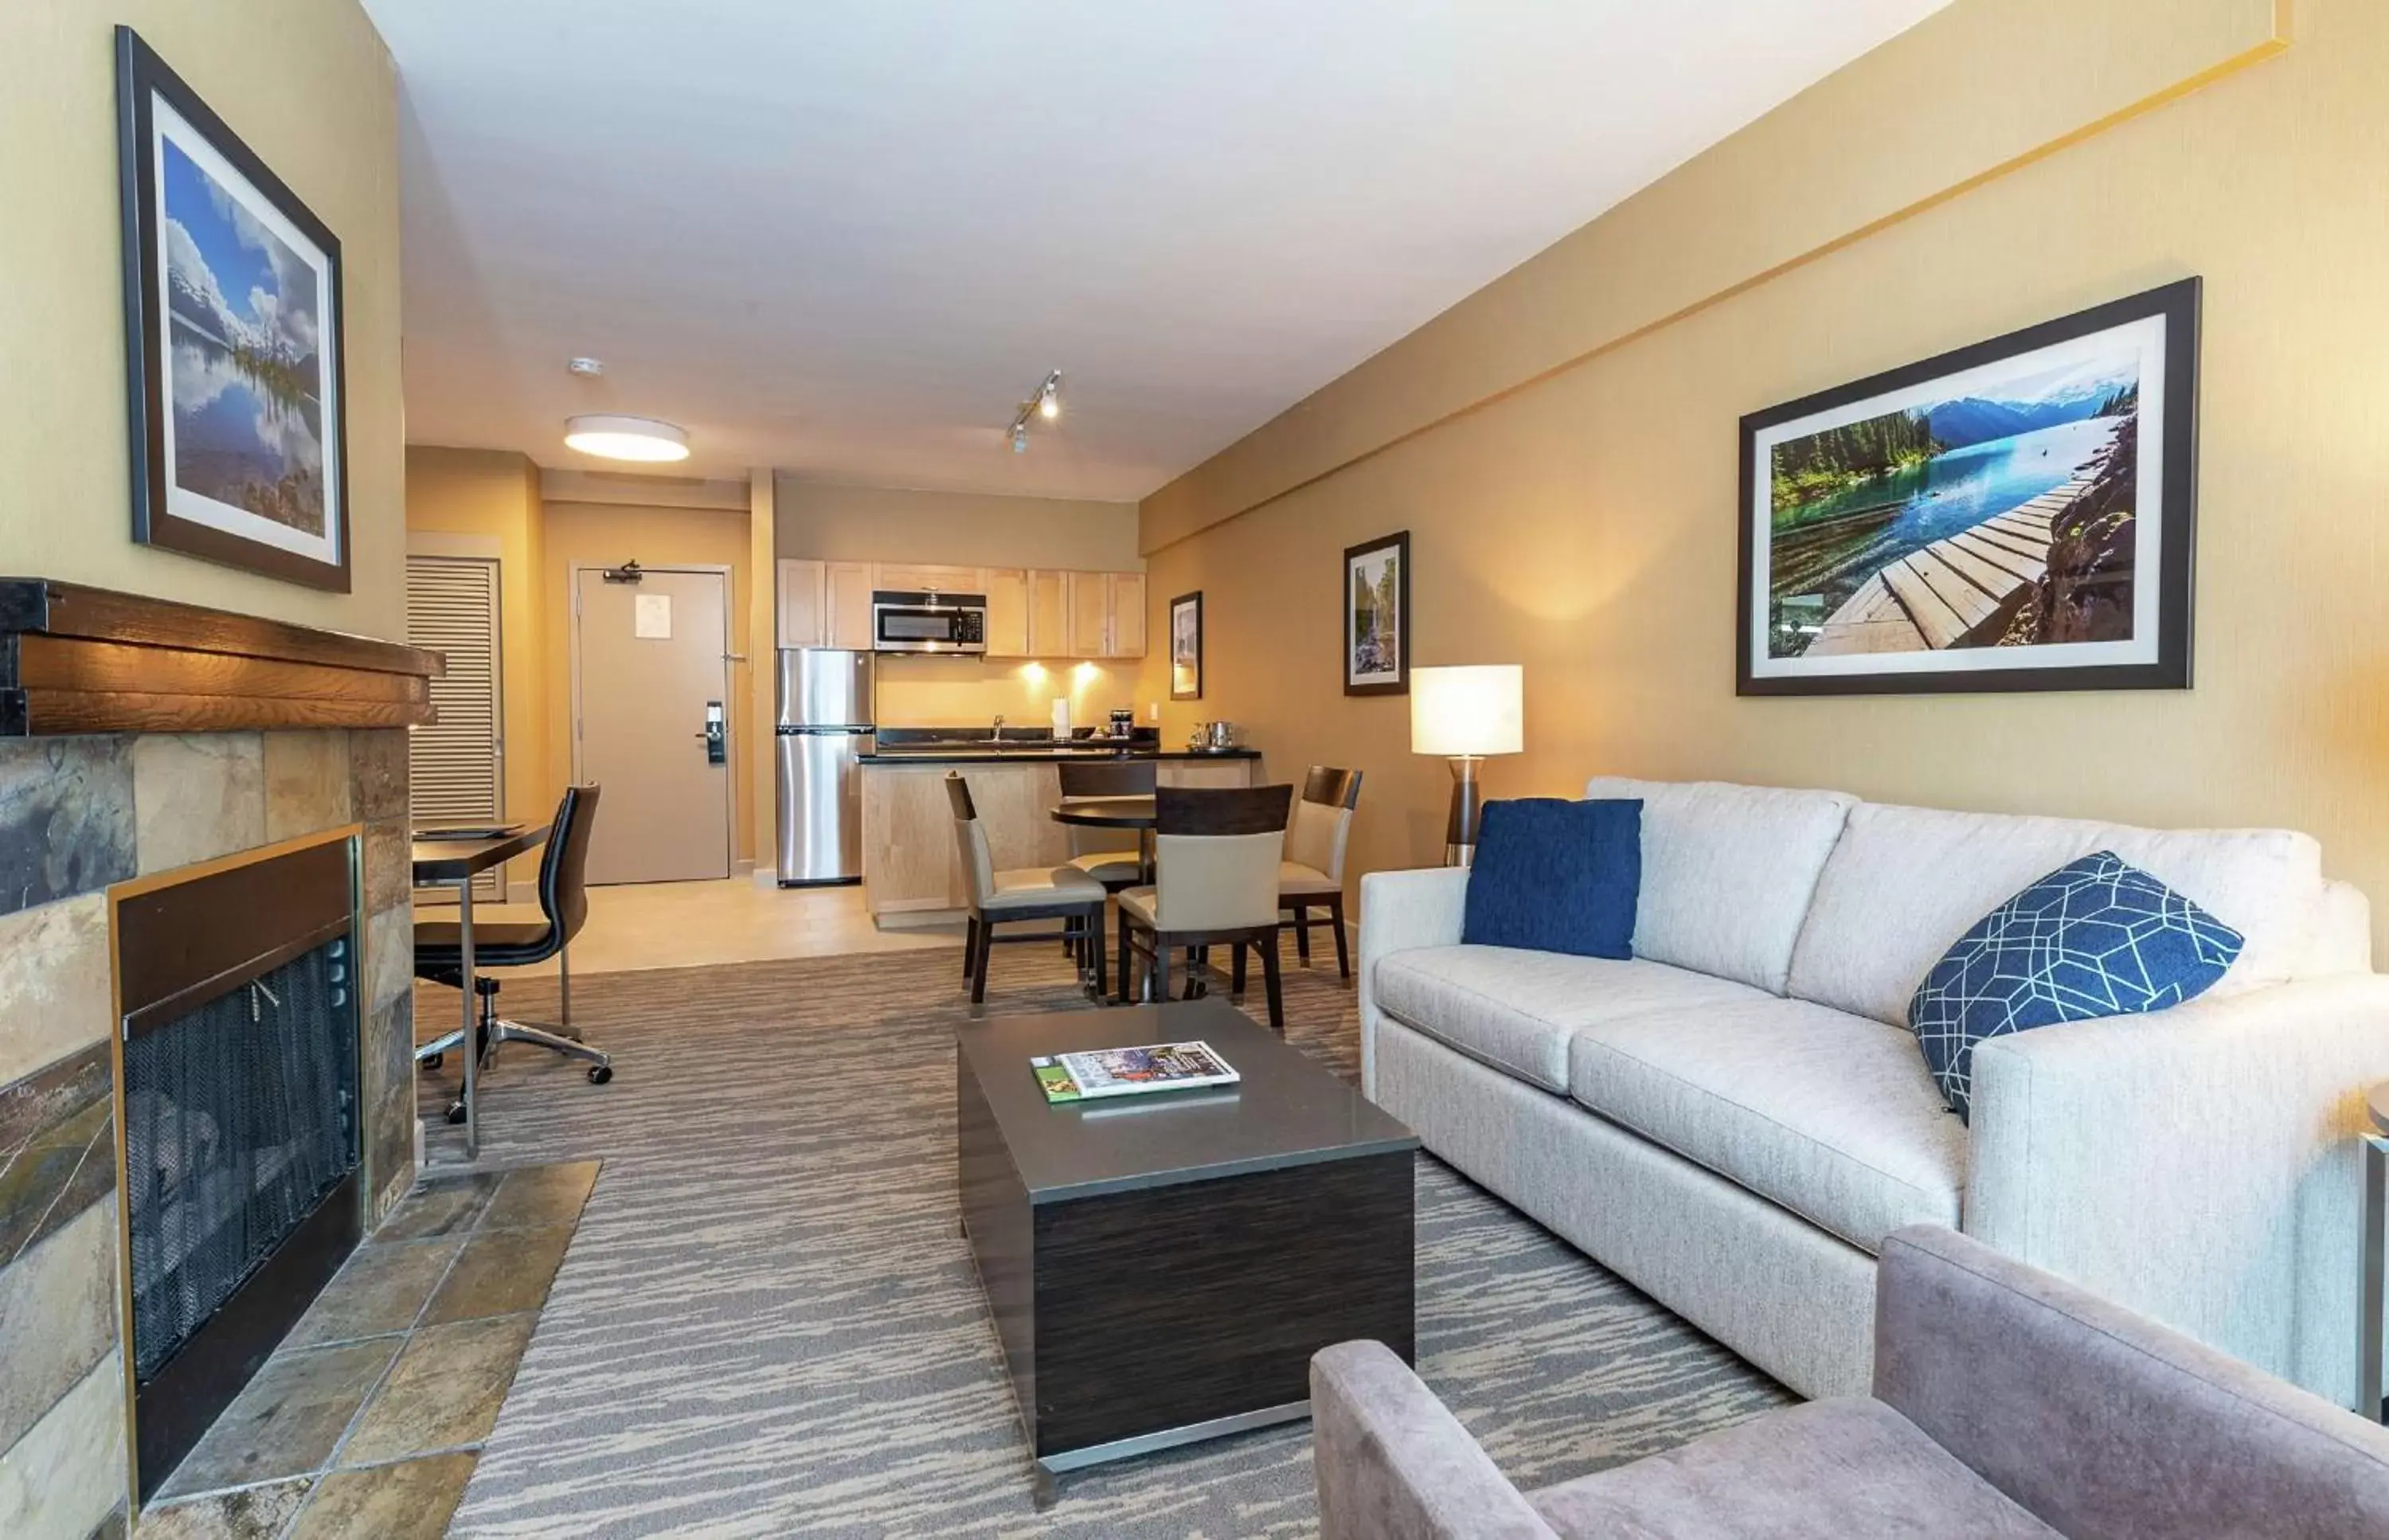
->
1116, 784, 1294, 1031
1057, 758, 1156, 893
947, 772, 1107, 1004
1281, 765, 1363, 979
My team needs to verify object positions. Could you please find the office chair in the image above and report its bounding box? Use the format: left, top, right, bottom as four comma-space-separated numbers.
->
413, 784, 612, 1125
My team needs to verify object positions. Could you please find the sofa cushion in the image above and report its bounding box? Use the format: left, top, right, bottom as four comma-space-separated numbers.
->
1374, 945, 1773, 1094
1528, 1397, 2059, 1540
1568, 996, 1967, 1252
1786, 800, 2323, 1028
1583, 777, 1856, 995
1462, 798, 1641, 960
1911, 852, 2243, 1121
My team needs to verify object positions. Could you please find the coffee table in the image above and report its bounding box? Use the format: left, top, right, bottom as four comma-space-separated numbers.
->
956, 998, 1418, 1495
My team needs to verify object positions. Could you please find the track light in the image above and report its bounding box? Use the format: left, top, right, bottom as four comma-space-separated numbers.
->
1008, 369, 1064, 450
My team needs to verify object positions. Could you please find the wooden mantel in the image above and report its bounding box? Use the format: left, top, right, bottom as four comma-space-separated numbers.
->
0, 578, 443, 736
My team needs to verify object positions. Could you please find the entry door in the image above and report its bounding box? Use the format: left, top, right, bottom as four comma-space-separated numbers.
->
573, 567, 733, 884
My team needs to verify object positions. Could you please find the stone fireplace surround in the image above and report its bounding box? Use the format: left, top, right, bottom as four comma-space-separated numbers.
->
0, 581, 436, 1537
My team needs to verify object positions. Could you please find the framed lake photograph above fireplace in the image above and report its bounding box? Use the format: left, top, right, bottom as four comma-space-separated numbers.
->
116, 27, 350, 592
1345, 530, 1410, 697
1738, 278, 2199, 696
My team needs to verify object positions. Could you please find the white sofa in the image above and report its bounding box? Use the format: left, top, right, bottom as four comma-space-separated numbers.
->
1358, 777, 2389, 1406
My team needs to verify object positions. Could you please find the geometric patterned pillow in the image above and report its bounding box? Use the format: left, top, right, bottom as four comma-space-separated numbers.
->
1908, 850, 2242, 1122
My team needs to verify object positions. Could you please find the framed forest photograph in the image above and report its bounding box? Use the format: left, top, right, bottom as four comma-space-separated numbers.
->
1344, 530, 1409, 697
117, 27, 351, 591
1170, 590, 1202, 700
1738, 278, 2199, 696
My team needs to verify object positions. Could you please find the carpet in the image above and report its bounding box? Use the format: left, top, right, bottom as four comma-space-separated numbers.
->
424, 948, 1790, 1538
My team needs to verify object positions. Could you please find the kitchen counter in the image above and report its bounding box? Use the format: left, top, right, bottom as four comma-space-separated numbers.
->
858, 745, 1259, 764
857, 741, 1261, 924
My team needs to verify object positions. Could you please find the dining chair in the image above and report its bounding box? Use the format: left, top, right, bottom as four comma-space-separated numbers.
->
1056, 758, 1155, 892
1116, 784, 1294, 1031
413, 784, 613, 1127
1281, 765, 1363, 979
948, 772, 1108, 1004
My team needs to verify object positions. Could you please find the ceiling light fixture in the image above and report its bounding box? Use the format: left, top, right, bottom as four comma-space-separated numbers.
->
564, 414, 690, 463
1008, 369, 1063, 451
567, 356, 605, 377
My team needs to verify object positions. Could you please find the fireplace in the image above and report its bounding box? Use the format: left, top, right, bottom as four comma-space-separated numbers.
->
111, 828, 366, 1503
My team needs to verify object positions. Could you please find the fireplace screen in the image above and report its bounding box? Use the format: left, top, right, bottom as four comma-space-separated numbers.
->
123, 936, 358, 1381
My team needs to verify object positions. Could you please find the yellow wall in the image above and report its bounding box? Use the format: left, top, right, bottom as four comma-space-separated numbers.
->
875, 656, 1146, 732
0, 0, 404, 639
777, 479, 1148, 728
1137, 0, 2389, 940
405, 447, 549, 883
542, 501, 760, 863
776, 479, 1142, 572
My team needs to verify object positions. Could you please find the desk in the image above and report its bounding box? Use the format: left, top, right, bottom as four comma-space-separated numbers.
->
412, 827, 547, 1160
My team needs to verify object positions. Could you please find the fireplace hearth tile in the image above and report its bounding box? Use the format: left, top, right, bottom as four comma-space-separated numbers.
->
0, 1351, 125, 1539
376, 1173, 501, 1241
153, 1337, 401, 1500
0, 895, 111, 1092
479, 1159, 600, 1232
132, 734, 266, 876
340, 1311, 536, 1465
287, 1451, 475, 1540
0, 1194, 117, 1454
263, 731, 354, 843
421, 1222, 575, 1325
0, 738, 135, 917
283, 1235, 463, 1350
139, 1478, 314, 1539
346, 729, 409, 823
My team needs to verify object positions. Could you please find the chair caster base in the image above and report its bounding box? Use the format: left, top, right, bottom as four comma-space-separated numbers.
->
444, 1098, 468, 1125
420, 1052, 444, 1071
588, 1065, 612, 1085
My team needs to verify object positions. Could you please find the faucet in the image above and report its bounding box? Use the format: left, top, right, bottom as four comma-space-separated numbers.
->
987, 713, 1005, 745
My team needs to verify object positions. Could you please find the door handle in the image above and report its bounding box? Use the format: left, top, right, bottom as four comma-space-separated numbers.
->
699, 701, 726, 764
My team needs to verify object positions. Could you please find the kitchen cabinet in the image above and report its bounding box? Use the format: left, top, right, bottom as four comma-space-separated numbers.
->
1026, 570, 1069, 656
1065, 572, 1148, 659
825, 561, 875, 651
873, 563, 983, 595
983, 569, 1030, 657
776, 559, 826, 648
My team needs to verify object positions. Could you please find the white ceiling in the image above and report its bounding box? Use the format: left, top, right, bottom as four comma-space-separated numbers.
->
368, 0, 1949, 501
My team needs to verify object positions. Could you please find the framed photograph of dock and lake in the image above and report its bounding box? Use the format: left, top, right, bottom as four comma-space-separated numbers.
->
1170, 590, 1203, 700
116, 27, 351, 592
1738, 279, 2199, 696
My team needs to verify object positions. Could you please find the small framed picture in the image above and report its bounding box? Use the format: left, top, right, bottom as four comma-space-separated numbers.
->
1169, 591, 1203, 700
117, 27, 350, 592
1344, 531, 1410, 696
1738, 278, 2199, 696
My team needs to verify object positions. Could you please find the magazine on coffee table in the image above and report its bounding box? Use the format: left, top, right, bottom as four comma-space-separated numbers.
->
1031, 1041, 1239, 1104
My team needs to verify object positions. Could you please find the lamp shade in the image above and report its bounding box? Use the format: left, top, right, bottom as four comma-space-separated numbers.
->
1410, 665, 1523, 756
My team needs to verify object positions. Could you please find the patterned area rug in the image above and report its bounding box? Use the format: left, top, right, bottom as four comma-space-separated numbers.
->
424, 948, 1789, 1538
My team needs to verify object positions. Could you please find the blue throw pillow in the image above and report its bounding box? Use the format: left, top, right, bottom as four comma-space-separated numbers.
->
1461, 798, 1640, 960
1910, 850, 2242, 1121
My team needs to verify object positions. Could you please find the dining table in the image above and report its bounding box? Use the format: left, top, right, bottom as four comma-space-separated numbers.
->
411, 824, 549, 1160
1050, 794, 1159, 881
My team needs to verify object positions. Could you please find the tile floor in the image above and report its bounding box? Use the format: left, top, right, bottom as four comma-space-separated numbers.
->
427, 877, 961, 977
141, 1160, 599, 1539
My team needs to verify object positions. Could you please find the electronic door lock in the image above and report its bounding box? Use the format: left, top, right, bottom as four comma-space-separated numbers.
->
698, 701, 726, 764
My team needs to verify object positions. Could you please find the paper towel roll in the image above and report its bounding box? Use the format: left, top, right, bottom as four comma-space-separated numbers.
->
1050, 697, 1070, 740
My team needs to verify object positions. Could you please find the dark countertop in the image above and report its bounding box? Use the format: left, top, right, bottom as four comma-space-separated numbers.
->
860, 745, 1258, 765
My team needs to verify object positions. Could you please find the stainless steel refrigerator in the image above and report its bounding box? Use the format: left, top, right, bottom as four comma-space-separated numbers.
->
776, 649, 874, 885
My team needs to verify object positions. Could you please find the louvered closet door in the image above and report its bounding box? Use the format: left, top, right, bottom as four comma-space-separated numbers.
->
406, 556, 506, 900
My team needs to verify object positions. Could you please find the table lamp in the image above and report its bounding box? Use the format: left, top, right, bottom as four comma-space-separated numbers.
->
1410, 665, 1523, 866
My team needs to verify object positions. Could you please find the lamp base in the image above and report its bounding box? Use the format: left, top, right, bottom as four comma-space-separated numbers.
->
1443, 756, 1484, 868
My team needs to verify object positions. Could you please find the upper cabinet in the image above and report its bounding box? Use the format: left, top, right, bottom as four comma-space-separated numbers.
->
776, 558, 1143, 659
983, 569, 1030, 658
776, 559, 826, 648
825, 561, 875, 651
1064, 571, 1147, 659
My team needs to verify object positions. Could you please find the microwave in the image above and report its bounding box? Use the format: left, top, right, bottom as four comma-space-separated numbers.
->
870, 590, 987, 654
